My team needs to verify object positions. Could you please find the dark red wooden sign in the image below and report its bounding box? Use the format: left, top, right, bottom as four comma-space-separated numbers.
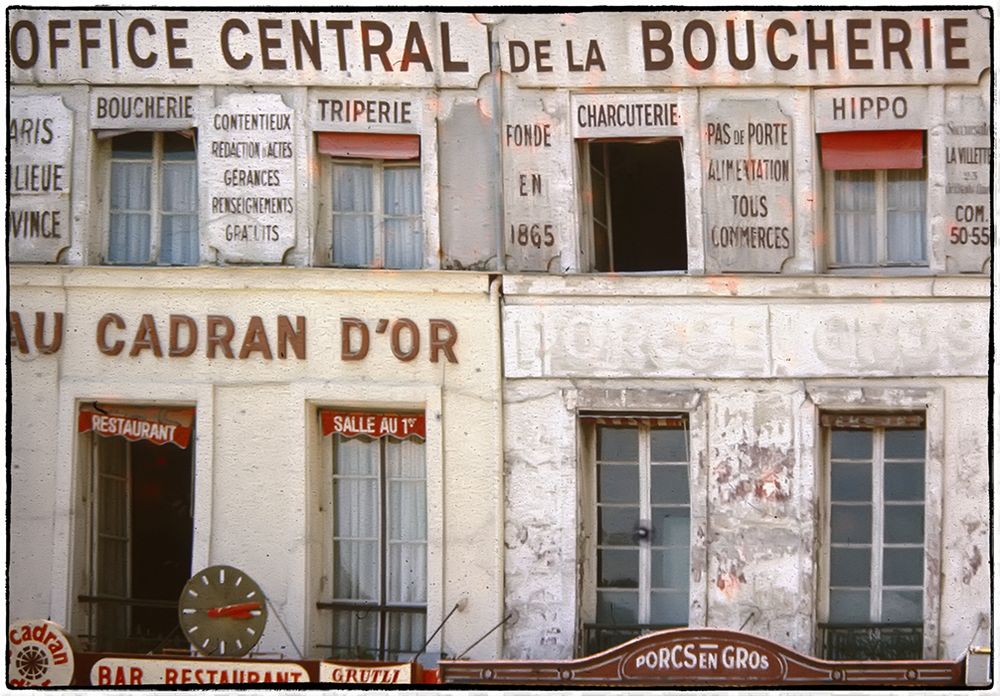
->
438, 628, 964, 687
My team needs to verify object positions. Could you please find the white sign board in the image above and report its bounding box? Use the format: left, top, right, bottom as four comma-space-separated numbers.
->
320, 661, 413, 684
8, 96, 73, 263
703, 100, 793, 272
90, 87, 198, 130
91, 657, 309, 685
202, 93, 296, 263
942, 97, 991, 272
7, 620, 75, 687
309, 89, 423, 133
814, 87, 929, 133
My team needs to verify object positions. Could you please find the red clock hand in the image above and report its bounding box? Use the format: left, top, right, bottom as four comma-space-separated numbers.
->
206, 601, 262, 619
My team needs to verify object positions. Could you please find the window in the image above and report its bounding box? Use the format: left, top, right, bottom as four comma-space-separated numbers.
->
318, 410, 427, 660
76, 404, 195, 653
581, 140, 687, 272
822, 130, 927, 268
318, 133, 423, 269
107, 131, 198, 265
820, 413, 926, 660
582, 416, 690, 654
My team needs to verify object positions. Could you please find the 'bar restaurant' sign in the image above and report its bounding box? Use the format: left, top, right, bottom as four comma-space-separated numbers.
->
439, 628, 963, 687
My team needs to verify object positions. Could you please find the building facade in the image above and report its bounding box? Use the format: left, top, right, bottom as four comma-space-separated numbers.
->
7, 8, 992, 669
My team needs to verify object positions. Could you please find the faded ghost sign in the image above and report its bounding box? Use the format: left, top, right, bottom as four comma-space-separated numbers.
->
943, 97, 991, 273
703, 100, 793, 273
8, 95, 73, 263
203, 93, 296, 263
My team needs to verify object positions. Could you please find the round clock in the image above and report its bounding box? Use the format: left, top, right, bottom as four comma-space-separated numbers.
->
177, 565, 268, 657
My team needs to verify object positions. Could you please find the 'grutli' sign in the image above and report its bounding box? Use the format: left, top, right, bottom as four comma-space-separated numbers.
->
438, 628, 963, 687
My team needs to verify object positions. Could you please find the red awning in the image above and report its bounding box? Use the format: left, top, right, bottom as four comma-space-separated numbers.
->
820, 130, 924, 170
317, 132, 420, 160
321, 410, 426, 440
79, 403, 195, 448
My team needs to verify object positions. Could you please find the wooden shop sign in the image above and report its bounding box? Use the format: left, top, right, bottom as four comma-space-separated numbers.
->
438, 628, 963, 687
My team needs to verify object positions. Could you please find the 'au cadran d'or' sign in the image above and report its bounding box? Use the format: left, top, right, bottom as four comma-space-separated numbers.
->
438, 628, 963, 687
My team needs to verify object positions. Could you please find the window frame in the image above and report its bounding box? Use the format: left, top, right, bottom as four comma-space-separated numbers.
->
823, 144, 928, 271
317, 421, 428, 661
579, 414, 693, 653
102, 130, 199, 266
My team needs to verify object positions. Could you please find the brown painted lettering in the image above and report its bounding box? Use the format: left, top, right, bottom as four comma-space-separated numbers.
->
683, 20, 715, 70
400, 21, 431, 71
206, 315, 235, 358
97, 313, 126, 356
846, 19, 873, 69
169, 314, 198, 357
34, 311, 63, 354
944, 18, 970, 69
291, 19, 321, 70
361, 21, 392, 71
641, 20, 673, 70
324, 20, 352, 70
726, 20, 756, 70
880, 18, 912, 69
390, 319, 419, 361
10, 20, 39, 69
341, 318, 369, 361
440, 21, 468, 72
9, 311, 29, 354
165, 18, 192, 69
221, 18, 251, 70
277, 315, 306, 359
258, 19, 286, 70
239, 315, 273, 359
766, 19, 797, 69
127, 18, 157, 69
806, 19, 835, 69
78, 19, 100, 69
429, 319, 458, 364
48, 19, 70, 69
130, 313, 163, 357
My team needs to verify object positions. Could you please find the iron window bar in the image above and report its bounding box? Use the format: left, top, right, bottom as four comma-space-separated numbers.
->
583, 622, 685, 655
818, 622, 923, 660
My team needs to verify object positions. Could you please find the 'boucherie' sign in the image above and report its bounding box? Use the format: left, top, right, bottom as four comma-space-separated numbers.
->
439, 628, 963, 687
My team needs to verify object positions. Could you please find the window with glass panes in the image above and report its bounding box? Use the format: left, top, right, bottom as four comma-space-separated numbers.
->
594, 418, 690, 629
825, 416, 926, 628
317, 132, 423, 269
326, 433, 426, 660
107, 131, 198, 265
821, 130, 926, 268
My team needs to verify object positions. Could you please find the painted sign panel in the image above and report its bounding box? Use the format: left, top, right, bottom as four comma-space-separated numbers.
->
703, 99, 793, 272
320, 410, 426, 440
7, 620, 75, 687
90, 87, 198, 130
8, 95, 73, 263
78, 404, 195, 448
319, 661, 412, 684
493, 11, 989, 87
202, 93, 296, 263
571, 92, 686, 139
309, 89, 423, 133
439, 628, 963, 686
942, 97, 991, 273
502, 91, 568, 272
8, 11, 489, 88
90, 657, 308, 685
814, 87, 929, 133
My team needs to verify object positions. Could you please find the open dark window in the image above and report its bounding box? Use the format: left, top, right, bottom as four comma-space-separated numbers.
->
583, 140, 687, 272
77, 404, 195, 653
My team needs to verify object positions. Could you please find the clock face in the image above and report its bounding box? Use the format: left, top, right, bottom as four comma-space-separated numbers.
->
177, 565, 268, 657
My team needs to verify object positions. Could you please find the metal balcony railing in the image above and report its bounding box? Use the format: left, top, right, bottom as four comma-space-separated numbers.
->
582, 623, 685, 656
818, 622, 923, 661
77, 594, 187, 654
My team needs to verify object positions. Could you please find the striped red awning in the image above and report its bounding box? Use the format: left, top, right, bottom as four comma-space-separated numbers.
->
317, 132, 420, 160
321, 410, 426, 441
820, 130, 924, 171
78, 403, 195, 448
580, 415, 686, 428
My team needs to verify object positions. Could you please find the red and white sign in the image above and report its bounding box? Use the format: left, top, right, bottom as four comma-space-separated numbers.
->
78, 404, 194, 448
91, 658, 309, 685
321, 410, 426, 440
320, 661, 413, 684
7, 620, 75, 687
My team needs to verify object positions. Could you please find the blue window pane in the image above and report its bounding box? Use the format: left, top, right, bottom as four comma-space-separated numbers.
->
598, 427, 638, 462
831, 429, 872, 460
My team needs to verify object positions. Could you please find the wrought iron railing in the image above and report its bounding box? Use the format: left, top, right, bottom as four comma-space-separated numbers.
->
77, 594, 187, 654
818, 623, 923, 660
582, 623, 685, 655
316, 601, 426, 661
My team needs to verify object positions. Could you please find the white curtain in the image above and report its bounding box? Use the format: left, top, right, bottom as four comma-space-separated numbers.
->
160, 160, 198, 265
886, 168, 927, 264
332, 164, 375, 266
383, 166, 423, 269
833, 170, 877, 266
109, 161, 152, 264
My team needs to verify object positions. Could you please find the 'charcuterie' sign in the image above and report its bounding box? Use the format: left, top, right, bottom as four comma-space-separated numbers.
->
321, 410, 425, 440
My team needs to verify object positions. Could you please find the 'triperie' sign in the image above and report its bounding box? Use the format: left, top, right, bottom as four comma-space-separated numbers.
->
8, 11, 989, 88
